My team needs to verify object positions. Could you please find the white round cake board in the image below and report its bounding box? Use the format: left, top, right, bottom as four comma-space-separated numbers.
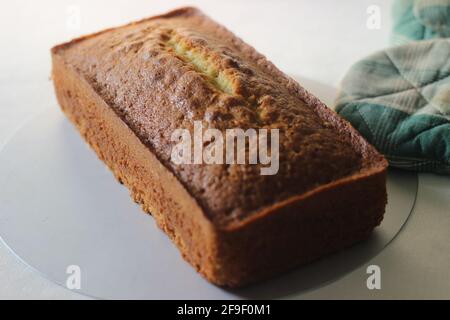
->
0, 107, 417, 299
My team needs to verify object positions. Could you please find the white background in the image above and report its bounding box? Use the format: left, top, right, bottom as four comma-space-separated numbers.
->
0, 0, 449, 299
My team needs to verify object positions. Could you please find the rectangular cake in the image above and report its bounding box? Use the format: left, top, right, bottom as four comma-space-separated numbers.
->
51, 7, 388, 287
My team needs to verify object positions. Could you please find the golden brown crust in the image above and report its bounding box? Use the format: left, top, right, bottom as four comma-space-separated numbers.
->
52, 52, 223, 282
51, 7, 388, 287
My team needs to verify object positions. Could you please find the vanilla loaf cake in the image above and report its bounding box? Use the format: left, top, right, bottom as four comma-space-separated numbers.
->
51, 7, 388, 287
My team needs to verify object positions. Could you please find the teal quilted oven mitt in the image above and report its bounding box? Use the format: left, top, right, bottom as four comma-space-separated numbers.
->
336, 0, 450, 174
392, 0, 450, 44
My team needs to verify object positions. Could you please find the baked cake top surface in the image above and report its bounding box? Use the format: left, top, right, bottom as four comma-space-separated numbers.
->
54, 7, 385, 227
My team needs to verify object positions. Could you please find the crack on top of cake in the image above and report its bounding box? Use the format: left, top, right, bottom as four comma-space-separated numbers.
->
166, 31, 236, 95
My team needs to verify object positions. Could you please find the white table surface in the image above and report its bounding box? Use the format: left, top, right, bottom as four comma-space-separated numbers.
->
0, 0, 449, 299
